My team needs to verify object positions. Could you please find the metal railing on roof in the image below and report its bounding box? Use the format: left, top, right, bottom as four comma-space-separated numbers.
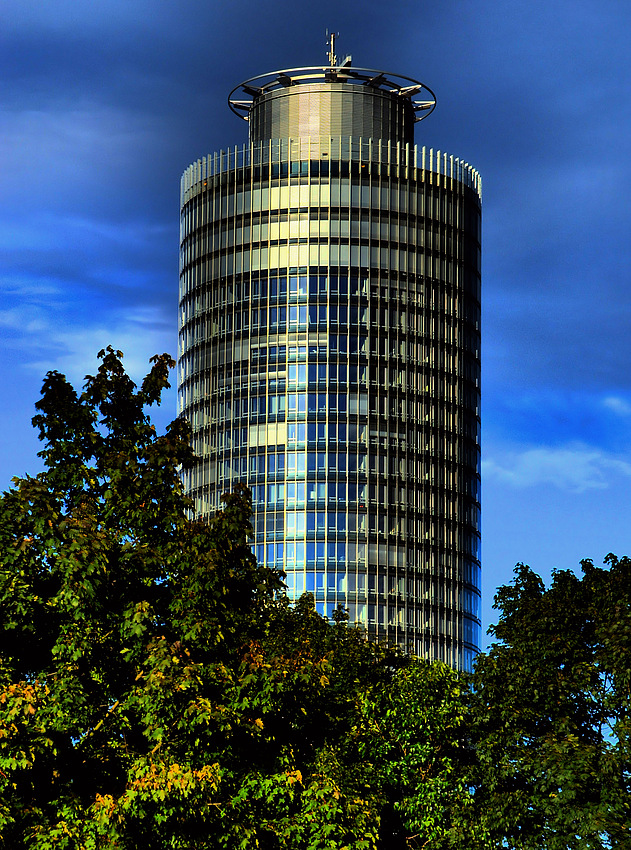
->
181, 139, 481, 205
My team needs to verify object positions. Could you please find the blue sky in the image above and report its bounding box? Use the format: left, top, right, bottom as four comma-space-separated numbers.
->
2, 0, 630, 639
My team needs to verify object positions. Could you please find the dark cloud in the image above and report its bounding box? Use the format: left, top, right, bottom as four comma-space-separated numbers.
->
2, 0, 631, 604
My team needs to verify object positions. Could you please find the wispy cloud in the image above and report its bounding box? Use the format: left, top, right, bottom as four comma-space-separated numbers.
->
18, 306, 175, 385
483, 443, 631, 493
602, 396, 631, 417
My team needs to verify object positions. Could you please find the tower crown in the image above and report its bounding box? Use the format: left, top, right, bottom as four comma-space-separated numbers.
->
228, 65, 436, 145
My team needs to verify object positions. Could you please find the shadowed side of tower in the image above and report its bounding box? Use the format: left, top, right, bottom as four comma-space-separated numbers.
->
178, 57, 481, 670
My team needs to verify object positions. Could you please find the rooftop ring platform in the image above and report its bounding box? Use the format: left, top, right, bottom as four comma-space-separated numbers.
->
228, 65, 437, 123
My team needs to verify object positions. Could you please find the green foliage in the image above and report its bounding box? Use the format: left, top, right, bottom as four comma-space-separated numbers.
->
355, 661, 478, 849
0, 349, 468, 849
2, 348, 629, 848
470, 558, 631, 849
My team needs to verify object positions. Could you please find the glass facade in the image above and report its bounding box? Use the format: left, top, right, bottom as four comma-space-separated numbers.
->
179, 72, 481, 670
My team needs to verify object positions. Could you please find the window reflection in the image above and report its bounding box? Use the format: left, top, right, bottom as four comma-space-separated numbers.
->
180, 142, 482, 669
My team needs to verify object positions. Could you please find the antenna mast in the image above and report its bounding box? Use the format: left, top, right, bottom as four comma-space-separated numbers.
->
326, 29, 339, 67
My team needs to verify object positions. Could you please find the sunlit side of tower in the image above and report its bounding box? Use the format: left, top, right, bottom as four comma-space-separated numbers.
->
178, 45, 481, 669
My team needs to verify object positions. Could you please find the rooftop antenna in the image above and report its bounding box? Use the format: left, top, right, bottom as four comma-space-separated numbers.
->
326, 29, 339, 67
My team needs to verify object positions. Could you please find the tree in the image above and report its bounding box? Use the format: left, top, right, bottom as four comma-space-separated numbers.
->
354, 660, 479, 849
0, 348, 285, 847
0, 348, 472, 850
8, 348, 627, 849
469, 558, 631, 849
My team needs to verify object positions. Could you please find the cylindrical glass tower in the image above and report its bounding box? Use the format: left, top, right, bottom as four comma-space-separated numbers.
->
179, 63, 481, 670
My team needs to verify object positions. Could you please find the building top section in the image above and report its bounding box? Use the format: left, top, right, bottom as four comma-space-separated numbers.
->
180, 139, 481, 207
229, 65, 436, 146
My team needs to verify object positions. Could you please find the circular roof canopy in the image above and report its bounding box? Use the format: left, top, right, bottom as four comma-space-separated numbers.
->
228, 65, 436, 124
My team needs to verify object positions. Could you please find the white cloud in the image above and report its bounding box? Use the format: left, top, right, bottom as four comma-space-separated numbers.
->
483, 443, 631, 493
1, 272, 174, 388
0, 275, 63, 300
0, 306, 48, 335
25, 307, 176, 386
603, 396, 631, 416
